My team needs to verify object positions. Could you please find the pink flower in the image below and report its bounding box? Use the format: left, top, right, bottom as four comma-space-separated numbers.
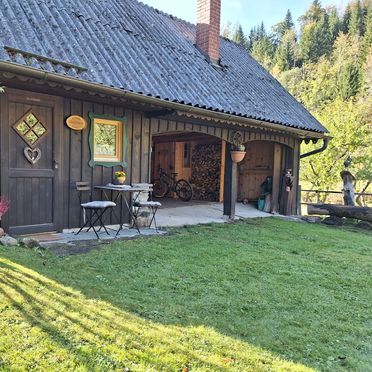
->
0, 197, 10, 218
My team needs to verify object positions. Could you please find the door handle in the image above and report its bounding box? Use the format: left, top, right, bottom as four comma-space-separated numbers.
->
53, 160, 59, 169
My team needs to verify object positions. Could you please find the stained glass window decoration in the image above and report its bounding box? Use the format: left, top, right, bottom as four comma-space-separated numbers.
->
25, 113, 38, 126
13, 112, 47, 147
33, 122, 47, 137
16, 121, 30, 135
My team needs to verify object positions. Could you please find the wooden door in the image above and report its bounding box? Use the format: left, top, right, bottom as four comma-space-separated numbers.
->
238, 141, 274, 201
174, 142, 192, 181
0, 90, 63, 235
152, 141, 175, 179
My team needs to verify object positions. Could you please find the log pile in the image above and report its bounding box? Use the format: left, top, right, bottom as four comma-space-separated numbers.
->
190, 143, 221, 201
308, 204, 372, 222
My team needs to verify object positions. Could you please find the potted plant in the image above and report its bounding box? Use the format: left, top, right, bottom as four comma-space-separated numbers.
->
231, 144, 246, 163
114, 171, 126, 185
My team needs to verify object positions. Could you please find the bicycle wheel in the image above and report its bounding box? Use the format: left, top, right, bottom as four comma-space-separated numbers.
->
153, 178, 168, 198
175, 179, 193, 201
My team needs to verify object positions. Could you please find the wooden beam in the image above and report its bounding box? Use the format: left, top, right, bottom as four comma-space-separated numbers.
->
4, 46, 88, 73
219, 140, 226, 203
293, 140, 301, 215
0, 91, 10, 232
223, 142, 237, 219
152, 132, 219, 144
144, 109, 175, 118
0, 75, 160, 113
271, 143, 282, 213
308, 204, 372, 222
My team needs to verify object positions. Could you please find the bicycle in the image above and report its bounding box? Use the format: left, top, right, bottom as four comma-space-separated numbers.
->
153, 168, 193, 201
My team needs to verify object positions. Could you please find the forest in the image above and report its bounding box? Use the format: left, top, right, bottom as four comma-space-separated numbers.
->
223, 0, 371, 198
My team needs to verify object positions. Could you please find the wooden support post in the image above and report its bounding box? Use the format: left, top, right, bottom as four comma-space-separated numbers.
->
271, 143, 282, 213
293, 140, 301, 215
223, 142, 237, 219
297, 184, 302, 216
219, 140, 226, 203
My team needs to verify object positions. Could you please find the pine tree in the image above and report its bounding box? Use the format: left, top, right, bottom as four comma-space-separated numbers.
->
317, 12, 333, 56
284, 9, 295, 30
338, 63, 362, 99
361, 7, 372, 60
251, 33, 274, 70
275, 29, 298, 71
300, 23, 318, 62
308, 0, 323, 21
328, 7, 342, 42
300, 3, 333, 63
360, 1, 370, 35
343, 4, 352, 32
349, 0, 363, 36
300, 0, 324, 28
233, 24, 247, 47
259, 22, 266, 38
247, 28, 255, 50
273, 9, 295, 44
247, 23, 268, 51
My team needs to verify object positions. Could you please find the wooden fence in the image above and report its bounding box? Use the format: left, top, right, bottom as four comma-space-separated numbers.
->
299, 188, 372, 212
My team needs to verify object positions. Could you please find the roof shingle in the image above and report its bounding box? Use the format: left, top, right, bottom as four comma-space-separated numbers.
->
0, 0, 327, 133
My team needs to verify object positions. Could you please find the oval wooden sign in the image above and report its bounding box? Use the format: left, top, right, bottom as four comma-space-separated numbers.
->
66, 115, 87, 131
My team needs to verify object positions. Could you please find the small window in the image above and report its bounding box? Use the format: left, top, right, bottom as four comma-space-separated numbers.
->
94, 119, 121, 162
183, 142, 191, 168
13, 111, 47, 147
88, 113, 127, 168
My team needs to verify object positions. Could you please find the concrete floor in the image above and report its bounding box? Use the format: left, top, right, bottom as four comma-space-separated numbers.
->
26, 199, 271, 250
156, 199, 271, 227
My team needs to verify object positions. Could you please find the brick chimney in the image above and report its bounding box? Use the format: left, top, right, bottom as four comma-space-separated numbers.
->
196, 0, 221, 64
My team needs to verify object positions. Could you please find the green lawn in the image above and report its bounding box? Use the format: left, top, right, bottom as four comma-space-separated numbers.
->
0, 218, 371, 371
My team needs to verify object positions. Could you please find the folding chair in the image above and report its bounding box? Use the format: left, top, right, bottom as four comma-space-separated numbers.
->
132, 185, 161, 233
75, 182, 116, 239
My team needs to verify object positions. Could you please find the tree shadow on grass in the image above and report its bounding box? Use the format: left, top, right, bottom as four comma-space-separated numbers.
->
2, 219, 371, 370
0, 257, 312, 371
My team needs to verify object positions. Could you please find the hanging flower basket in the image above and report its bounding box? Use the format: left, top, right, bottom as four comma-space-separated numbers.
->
231, 148, 246, 163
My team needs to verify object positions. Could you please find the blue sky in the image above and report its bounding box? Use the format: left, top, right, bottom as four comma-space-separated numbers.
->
140, 0, 347, 32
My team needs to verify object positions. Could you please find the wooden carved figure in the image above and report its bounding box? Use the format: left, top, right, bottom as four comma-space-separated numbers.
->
340, 170, 356, 206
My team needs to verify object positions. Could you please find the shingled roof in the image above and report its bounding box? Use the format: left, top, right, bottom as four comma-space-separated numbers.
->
0, 0, 327, 133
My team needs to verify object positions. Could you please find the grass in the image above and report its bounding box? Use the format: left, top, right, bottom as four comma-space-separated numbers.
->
0, 218, 371, 371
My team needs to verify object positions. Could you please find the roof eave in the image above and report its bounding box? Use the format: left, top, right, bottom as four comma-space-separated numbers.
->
0, 61, 327, 139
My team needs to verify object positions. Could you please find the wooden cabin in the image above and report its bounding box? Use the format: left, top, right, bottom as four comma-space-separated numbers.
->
0, 0, 327, 235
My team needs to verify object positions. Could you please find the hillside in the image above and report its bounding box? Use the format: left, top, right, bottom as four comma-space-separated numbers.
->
224, 0, 372, 195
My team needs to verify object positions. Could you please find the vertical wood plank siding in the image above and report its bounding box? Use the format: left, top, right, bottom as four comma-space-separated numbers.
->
1, 91, 300, 230
62, 98, 296, 228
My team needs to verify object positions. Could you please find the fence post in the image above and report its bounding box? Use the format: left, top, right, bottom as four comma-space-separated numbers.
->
297, 185, 302, 216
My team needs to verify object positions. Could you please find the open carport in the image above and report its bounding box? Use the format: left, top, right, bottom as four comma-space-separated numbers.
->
156, 198, 271, 227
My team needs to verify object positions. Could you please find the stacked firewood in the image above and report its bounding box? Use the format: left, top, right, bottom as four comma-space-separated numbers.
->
190, 143, 221, 201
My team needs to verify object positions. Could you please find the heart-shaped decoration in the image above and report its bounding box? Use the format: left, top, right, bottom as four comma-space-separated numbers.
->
24, 147, 41, 165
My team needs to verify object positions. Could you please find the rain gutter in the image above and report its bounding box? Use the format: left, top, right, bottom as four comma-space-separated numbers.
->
300, 137, 330, 159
